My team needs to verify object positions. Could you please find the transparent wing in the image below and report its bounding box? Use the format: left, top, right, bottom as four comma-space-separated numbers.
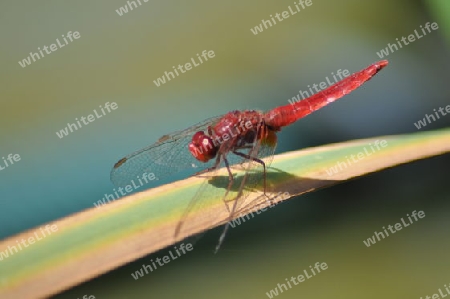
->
231, 133, 277, 203
110, 115, 223, 187
175, 124, 279, 251
211, 137, 278, 251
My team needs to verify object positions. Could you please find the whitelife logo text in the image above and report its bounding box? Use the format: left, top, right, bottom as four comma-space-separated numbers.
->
18, 31, 81, 68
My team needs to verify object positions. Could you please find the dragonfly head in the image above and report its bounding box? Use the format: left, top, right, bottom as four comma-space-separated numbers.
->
188, 131, 217, 163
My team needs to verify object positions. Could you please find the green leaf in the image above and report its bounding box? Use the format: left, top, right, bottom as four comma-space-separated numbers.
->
0, 128, 449, 298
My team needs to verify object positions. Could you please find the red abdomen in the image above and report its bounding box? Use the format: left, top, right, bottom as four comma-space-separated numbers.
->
264, 60, 388, 128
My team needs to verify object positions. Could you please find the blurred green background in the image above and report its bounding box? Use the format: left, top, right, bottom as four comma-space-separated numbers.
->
1, 0, 449, 298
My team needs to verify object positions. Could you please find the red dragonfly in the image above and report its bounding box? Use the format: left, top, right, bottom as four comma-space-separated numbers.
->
111, 60, 388, 251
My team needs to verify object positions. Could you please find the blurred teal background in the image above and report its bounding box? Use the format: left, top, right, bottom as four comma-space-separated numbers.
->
1, 0, 449, 298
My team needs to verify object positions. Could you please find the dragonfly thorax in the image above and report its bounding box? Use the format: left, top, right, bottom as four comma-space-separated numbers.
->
188, 110, 266, 163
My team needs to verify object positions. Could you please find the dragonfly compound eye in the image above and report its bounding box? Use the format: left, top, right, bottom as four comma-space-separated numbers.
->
188, 131, 217, 162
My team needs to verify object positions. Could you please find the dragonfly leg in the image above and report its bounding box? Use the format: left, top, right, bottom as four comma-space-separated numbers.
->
216, 153, 257, 253
221, 156, 235, 213
232, 151, 267, 195
216, 149, 267, 253
191, 154, 222, 177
